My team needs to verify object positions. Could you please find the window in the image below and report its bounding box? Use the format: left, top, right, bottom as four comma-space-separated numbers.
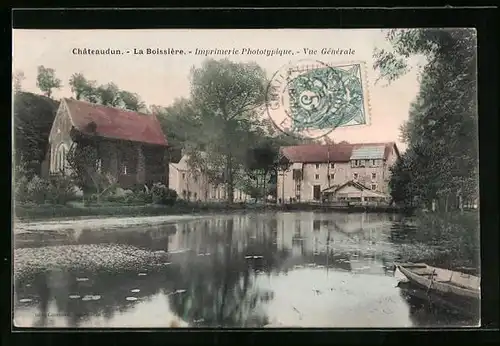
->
315, 164, 320, 169
315, 174, 320, 180
54, 143, 68, 173
372, 172, 377, 180
371, 184, 377, 191
313, 220, 321, 231
329, 173, 335, 180
194, 192, 198, 199
330, 163, 335, 169
353, 172, 358, 180
188, 191, 192, 198
372, 159, 376, 166
182, 173, 186, 179
182, 190, 187, 198
122, 163, 128, 175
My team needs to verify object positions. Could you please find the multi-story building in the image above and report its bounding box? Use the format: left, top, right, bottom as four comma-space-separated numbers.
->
276, 142, 400, 203
169, 153, 250, 202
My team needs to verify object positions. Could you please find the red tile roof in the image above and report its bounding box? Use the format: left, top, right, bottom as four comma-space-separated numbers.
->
280, 142, 397, 163
64, 98, 168, 146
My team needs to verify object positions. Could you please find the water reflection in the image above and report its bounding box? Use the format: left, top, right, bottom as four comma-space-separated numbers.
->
14, 212, 477, 328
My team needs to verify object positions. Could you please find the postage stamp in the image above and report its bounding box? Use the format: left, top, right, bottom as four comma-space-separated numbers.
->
266, 59, 370, 139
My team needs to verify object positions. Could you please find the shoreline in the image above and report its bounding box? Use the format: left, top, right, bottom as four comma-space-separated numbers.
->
14, 202, 412, 223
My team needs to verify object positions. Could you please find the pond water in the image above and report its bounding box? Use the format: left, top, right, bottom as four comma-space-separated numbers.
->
13, 212, 479, 328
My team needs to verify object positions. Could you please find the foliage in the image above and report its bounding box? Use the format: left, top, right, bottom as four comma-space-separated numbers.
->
393, 212, 480, 270
46, 175, 78, 205
69, 73, 147, 112
69, 73, 99, 102
154, 98, 201, 162
13, 92, 59, 178
375, 29, 478, 210
151, 183, 178, 205
66, 142, 118, 197
118, 90, 147, 112
15, 171, 77, 205
96, 82, 122, 107
13, 70, 26, 93
36, 65, 62, 98
188, 59, 268, 202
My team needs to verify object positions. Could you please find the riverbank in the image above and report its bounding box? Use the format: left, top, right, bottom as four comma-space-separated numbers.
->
392, 211, 480, 273
14, 201, 410, 221
14, 202, 268, 222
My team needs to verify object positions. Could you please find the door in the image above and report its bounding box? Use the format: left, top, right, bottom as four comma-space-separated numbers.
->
313, 185, 321, 201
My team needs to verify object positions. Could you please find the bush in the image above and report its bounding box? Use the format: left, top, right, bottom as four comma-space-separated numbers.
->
151, 183, 177, 206
14, 175, 30, 204
15, 174, 77, 205
46, 175, 77, 205
25, 175, 51, 204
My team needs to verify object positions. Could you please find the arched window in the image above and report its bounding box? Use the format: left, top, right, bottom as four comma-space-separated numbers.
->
54, 143, 68, 173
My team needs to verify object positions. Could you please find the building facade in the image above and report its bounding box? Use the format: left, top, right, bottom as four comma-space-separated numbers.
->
277, 142, 400, 203
48, 98, 169, 189
169, 153, 250, 202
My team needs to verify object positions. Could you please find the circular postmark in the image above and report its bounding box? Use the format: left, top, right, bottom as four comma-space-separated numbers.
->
266, 59, 364, 139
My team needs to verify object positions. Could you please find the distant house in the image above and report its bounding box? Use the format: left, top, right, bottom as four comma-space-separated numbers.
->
169, 152, 250, 202
48, 98, 169, 189
322, 180, 391, 204
277, 142, 399, 203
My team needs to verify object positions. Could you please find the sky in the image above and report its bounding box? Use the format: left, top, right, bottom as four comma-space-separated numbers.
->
12, 29, 425, 151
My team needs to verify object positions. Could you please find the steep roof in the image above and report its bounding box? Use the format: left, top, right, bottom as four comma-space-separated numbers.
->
280, 142, 397, 163
64, 98, 168, 146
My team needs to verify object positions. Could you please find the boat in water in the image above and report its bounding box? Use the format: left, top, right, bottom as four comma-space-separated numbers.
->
395, 263, 480, 316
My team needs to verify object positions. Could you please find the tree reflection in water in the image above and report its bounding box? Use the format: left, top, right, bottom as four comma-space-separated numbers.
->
167, 218, 285, 328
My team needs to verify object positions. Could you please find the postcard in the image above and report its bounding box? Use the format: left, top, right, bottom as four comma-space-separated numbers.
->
12, 28, 479, 328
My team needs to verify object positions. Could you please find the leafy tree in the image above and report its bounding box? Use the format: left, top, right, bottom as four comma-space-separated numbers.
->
36, 65, 62, 98
66, 140, 117, 199
119, 90, 146, 112
374, 29, 478, 210
96, 82, 121, 107
189, 59, 268, 203
69, 73, 99, 102
13, 70, 26, 93
13, 92, 60, 178
153, 98, 201, 163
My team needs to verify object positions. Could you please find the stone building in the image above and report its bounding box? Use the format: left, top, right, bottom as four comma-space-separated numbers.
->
169, 152, 250, 202
48, 98, 169, 189
276, 142, 400, 203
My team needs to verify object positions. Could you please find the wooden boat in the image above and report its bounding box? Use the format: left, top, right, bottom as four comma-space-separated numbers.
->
397, 281, 480, 320
395, 263, 481, 303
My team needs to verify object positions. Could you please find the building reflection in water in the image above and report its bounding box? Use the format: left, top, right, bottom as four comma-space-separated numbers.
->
14, 212, 474, 328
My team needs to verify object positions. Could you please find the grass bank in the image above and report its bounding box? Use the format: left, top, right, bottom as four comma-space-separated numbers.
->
14, 201, 279, 222
393, 211, 480, 273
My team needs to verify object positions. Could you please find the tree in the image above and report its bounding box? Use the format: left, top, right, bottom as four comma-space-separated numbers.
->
13, 92, 60, 178
66, 140, 117, 198
189, 59, 268, 203
36, 65, 62, 98
96, 82, 121, 107
119, 90, 147, 112
69, 73, 99, 102
154, 98, 201, 163
374, 29, 478, 210
13, 70, 26, 93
